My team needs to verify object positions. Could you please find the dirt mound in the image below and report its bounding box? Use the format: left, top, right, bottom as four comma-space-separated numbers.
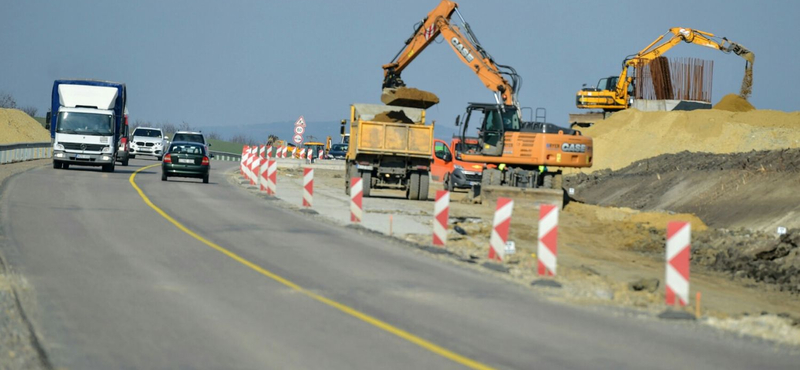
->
373, 110, 415, 123
714, 94, 755, 112
565, 148, 800, 231
381, 87, 439, 109
0, 108, 50, 144
577, 108, 800, 172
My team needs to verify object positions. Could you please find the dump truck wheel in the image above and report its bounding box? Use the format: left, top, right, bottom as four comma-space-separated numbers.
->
361, 171, 371, 197
408, 172, 420, 200
418, 172, 430, 200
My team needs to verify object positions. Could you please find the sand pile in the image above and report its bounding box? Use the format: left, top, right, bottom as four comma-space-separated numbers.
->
0, 108, 50, 144
713, 94, 755, 112
578, 108, 800, 172
373, 110, 415, 123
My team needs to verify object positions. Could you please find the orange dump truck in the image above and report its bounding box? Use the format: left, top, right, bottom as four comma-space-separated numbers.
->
343, 104, 433, 200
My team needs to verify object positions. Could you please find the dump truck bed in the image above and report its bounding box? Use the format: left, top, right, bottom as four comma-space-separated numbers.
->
349, 104, 433, 159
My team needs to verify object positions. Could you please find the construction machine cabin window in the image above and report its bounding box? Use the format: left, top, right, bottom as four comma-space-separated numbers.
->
56, 112, 113, 136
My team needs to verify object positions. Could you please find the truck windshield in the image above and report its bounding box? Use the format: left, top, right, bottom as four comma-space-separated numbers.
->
56, 112, 113, 136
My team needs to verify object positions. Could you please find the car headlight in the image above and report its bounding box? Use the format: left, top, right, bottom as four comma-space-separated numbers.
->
54, 143, 64, 150
102, 146, 112, 153
454, 164, 464, 171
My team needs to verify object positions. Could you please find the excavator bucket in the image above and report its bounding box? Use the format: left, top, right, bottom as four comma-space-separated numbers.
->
477, 185, 565, 210
381, 87, 440, 109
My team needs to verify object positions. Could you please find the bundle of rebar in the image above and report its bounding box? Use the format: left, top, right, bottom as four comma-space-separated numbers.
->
635, 57, 714, 102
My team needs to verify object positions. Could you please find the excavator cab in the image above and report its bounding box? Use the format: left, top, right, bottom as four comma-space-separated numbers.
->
458, 103, 520, 157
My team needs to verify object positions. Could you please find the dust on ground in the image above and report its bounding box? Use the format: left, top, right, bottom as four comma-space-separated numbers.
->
0, 109, 50, 145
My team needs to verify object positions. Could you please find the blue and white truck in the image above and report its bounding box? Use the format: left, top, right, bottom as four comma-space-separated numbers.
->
47, 79, 127, 171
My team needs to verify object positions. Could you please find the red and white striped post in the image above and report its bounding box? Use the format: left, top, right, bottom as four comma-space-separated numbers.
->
240, 146, 248, 179
266, 159, 277, 195
245, 146, 255, 183
303, 168, 313, 207
433, 190, 450, 246
350, 177, 363, 223
259, 155, 269, 192
250, 146, 263, 186
318, 149, 324, 160
290, 147, 297, 158
666, 222, 691, 306
488, 197, 514, 261
537, 204, 559, 276
299, 148, 306, 159
282, 146, 288, 159
307, 148, 313, 161
265, 144, 272, 160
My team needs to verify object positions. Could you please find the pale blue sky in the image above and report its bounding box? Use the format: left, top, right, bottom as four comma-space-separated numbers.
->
1, 0, 797, 134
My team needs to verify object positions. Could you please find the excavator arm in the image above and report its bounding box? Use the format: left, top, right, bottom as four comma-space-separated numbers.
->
382, 0, 519, 108
613, 27, 754, 100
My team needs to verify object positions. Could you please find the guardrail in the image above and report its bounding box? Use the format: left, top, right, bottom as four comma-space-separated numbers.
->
0, 142, 52, 164
210, 151, 241, 162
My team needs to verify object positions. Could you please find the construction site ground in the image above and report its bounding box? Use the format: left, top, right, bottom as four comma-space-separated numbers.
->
233, 97, 800, 347
231, 156, 800, 348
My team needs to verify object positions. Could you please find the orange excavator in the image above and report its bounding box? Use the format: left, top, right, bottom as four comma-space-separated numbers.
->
382, 0, 592, 206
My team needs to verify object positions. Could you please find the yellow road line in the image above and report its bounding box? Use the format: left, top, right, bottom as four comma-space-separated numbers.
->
130, 165, 494, 370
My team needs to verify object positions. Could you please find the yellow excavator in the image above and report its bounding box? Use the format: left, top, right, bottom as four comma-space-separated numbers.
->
576, 27, 755, 112
382, 0, 592, 207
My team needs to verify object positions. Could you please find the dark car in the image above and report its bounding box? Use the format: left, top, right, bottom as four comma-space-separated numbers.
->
327, 143, 348, 160
162, 141, 210, 183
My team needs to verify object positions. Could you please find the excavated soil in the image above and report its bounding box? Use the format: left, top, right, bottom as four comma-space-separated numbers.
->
714, 93, 755, 112
381, 87, 439, 109
373, 110, 415, 124
0, 109, 50, 144
575, 108, 800, 172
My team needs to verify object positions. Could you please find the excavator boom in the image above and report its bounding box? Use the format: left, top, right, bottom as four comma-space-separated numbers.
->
381, 0, 519, 108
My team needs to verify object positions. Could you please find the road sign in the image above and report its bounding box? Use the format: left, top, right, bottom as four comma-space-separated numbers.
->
293, 134, 303, 144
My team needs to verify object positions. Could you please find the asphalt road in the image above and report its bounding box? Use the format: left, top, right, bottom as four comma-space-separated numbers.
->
1, 159, 798, 369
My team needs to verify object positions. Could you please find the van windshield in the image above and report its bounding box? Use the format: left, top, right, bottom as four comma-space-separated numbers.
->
56, 112, 113, 136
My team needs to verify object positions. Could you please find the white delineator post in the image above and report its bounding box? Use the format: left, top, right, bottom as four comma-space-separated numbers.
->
488, 197, 514, 261
266, 159, 277, 195
303, 168, 313, 207
666, 222, 691, 306
433, 190, 450, 247
350, 177, 363, 223
537, 204, 559, 276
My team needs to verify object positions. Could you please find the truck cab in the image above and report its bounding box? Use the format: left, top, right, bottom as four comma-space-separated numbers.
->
49, 80, 126, 172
